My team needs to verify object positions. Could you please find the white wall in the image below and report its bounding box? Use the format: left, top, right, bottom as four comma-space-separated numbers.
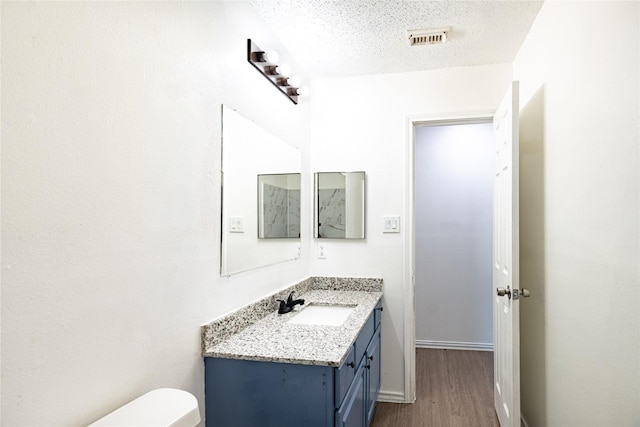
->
414, 123, 494, 348
514, 1, 639, 425
1, 2, 311, 425
309, 64, 512, 399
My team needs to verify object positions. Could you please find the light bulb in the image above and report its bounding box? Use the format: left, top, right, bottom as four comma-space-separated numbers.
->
288, 75, 301, 88
297, 86, 310, 97
277, 64, 291, 77
265, 49, 279, 63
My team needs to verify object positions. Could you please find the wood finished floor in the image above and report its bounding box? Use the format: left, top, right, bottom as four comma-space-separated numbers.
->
371, 349, 499, 427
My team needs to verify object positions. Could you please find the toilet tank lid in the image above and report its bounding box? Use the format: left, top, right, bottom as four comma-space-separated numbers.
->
88, 388, 200, 427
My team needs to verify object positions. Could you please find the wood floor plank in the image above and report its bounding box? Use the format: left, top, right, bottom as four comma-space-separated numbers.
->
371, 349, 499, 427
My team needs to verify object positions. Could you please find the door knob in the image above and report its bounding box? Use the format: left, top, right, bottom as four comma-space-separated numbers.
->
496, 286, 511, 299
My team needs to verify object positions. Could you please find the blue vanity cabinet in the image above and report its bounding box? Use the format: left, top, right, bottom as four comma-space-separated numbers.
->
204, 300, 382, 427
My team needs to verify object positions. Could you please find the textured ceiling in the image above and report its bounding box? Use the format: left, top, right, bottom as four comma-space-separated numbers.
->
249, 0, 544, 79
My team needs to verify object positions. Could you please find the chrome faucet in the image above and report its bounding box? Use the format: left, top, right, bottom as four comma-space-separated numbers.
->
277, 291, 305, 314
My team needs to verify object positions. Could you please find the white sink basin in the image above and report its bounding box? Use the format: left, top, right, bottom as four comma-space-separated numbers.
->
287, 304, 356, 326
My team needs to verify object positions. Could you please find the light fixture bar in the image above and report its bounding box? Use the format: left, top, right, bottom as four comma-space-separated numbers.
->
247, 39, 299, 105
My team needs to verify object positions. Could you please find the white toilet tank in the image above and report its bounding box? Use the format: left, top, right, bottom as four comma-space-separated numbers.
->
88, 388, 200, 427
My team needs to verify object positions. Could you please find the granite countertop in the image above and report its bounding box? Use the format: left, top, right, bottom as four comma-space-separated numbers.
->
202, 289, 382, 367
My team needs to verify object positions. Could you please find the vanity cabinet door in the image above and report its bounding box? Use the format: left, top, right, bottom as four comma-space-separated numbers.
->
335, 363, 366, 427
365, 328, 381, 425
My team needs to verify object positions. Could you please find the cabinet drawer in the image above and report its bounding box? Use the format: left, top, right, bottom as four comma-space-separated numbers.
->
335, 344, 356, 407
354, 313, 374, 366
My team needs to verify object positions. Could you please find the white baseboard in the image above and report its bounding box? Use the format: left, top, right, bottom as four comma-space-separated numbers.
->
415, 339, 493, 351
376, 390, 407, 403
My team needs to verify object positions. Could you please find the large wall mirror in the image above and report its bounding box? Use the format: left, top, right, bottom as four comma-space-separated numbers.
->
314, 172, 366, 239
221, 105, 301, 276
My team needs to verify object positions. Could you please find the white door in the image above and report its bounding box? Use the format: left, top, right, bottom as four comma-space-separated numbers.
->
493, 81, 521, 427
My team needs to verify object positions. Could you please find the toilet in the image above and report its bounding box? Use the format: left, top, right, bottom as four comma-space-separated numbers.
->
88, 388, 200, 427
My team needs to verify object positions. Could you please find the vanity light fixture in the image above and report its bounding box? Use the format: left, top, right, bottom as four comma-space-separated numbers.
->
247, 39, 309, 105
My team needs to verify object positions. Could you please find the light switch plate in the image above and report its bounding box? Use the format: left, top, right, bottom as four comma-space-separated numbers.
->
383, 215, 400, 233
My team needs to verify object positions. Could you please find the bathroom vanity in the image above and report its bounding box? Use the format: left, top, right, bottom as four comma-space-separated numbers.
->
202, 277, 383, 427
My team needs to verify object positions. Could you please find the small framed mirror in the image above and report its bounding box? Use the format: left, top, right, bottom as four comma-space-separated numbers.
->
258, 173, 301, 239
314, 172, 366, 239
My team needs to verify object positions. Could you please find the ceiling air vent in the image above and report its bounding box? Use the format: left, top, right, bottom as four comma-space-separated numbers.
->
407, 27, 449, 46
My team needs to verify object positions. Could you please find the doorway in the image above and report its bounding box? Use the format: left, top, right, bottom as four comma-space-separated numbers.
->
414, 121, 494, 350
402, 111, 495, 403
